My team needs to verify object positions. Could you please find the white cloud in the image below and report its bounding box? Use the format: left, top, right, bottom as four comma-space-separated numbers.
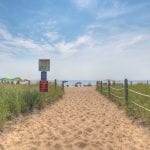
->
76, 35, 92, 45
97, 9, 124, 19
96, 1, 150, 19
0, 25, 55, 58
96, 1, 128, 19
0, 24, 94, 60
45, 32, 61, 41
73, 0, 97, 9
0, 24, 12, 40
55, 31, 150, 80
0, 21, 150, 80
114, 35, 147, 51
55, 41, 75, 54
54, 35, 93, 57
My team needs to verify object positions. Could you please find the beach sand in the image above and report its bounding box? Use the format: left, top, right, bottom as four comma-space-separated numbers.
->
0, 87, 149, 150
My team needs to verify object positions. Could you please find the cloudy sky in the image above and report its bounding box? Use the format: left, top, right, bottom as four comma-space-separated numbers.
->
0, 0, 150, 81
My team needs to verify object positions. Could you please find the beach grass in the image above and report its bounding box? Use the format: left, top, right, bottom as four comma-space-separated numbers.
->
97, 83, 150, 126
0, 83, 63, 128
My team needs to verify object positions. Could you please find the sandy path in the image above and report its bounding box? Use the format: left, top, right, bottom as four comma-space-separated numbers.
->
0, 87, 149, 150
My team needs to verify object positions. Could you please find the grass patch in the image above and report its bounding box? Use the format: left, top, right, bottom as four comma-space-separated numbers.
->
0, 83, 63, 128
97, 83, 150, 126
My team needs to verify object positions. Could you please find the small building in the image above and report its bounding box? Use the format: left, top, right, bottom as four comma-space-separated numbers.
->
0, 77, 30, 85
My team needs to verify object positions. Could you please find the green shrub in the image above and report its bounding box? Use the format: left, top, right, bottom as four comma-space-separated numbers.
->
0, 83, 63, 128
0, 101, 9, 128
97, 83, 150, 126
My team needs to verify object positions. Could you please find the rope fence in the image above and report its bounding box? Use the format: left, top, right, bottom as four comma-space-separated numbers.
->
129, 89, 150, 98
96, 79, 150, 112
103, 89, 108, 93
128, 89, 150, 112
110, 86, 124, 91
110, 93, 124, 99
131, 101, 150, 112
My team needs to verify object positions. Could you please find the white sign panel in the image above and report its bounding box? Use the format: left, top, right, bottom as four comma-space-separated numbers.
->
39, 59, 50, 71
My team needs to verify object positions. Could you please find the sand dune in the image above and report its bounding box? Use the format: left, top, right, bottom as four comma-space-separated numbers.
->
0, 87, 149, 150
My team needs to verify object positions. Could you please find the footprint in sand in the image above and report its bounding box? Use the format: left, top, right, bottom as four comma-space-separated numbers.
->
53, 143, 63, 150
65, 144, 73, 149
74, 141, 88, 149
85, 127, 93, 133
0, 144, 4, 150
60, 129, 67, 136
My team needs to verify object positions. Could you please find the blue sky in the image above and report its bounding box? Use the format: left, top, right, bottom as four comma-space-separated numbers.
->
0, 0, 150, 80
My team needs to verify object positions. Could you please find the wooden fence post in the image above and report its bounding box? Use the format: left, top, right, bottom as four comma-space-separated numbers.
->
122, 82, 124, 88
54, 79, 57, 89
113, 80, 116, 86
108, 80, 111, 97
147, 80, 148, 85
130, 81, 132, 86
96, 81, 98, 90
62, 81, 64, 92
124, 79, 128, 104
100, 81, 103, 93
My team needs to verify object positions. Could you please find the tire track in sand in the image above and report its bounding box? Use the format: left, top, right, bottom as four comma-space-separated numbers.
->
0, 87, 149, 150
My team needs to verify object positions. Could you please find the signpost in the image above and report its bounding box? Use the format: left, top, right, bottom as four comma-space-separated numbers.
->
39, 59, 50, 71
40, 80, 48, 92
39, 59, 50, 92
41, 71, 47, 81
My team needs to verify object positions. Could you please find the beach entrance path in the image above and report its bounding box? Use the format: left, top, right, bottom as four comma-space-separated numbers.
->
0, 87, 149, 150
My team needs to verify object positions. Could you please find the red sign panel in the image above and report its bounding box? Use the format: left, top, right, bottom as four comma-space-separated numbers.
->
39, 80, 48, 92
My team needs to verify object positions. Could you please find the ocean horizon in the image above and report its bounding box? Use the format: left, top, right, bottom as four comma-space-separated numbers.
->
31, 79, 150, 86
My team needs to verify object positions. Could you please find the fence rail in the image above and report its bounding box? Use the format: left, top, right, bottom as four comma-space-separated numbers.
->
131, 101, 150, 112
129, 89, 150, 98
110, 93, 124, 99
110, 86, 124, 91
103, 89, 108, 93
96, 79, 150, 112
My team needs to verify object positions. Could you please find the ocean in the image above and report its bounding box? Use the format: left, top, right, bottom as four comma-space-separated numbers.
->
31, 80, 150, 86
56, 80, 97, 86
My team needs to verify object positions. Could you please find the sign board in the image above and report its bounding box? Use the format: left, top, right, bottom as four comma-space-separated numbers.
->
39, 59, 50, 71
39, 80, 48, 92
41, 71, 47, 81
